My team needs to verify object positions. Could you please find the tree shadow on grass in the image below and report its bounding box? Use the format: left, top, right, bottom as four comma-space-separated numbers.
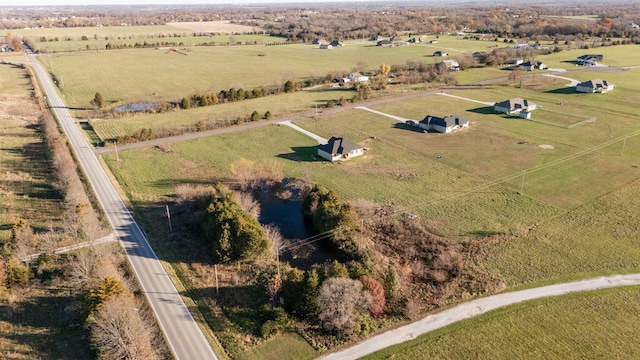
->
0, 292, 91, 359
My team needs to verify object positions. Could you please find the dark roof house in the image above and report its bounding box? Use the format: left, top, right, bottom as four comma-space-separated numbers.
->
317, 137, 364, 162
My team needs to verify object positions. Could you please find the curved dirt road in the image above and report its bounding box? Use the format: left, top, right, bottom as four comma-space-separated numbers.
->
318, 274, 640, 360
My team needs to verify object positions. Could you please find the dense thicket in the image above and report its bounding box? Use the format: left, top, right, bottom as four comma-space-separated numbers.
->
202, 191, 272, 263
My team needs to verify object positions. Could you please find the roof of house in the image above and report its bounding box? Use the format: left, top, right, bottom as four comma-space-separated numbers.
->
577, 79, 611, 88
578, 54, 603, 60
421, 115, 468, 128
318, 137, 362, 156
495, 97, 535, 111
443, 59, 460, 67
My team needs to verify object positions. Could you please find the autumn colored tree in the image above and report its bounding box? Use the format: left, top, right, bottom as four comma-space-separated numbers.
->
360, 275, 385, 316
87, 276, 126, 312
91, 92, 104, 108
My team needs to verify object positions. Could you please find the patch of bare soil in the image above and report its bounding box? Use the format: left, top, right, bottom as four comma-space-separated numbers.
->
539, 144, 554, 150
170, 21, 265, 33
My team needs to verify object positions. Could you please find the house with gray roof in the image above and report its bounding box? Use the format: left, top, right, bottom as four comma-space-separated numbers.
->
576, 79, 614, 93
317, 137, 364, 162
419, 115, 469, 133
494, 97, 537, 116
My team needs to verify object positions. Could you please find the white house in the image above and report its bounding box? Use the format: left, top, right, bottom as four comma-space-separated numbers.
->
419, 115, 469, 133
319, 44, 333, 50
317, 137, 364, 162
494, 98, 537, 115
343, 72, 369, 83
576, 79, 615, 93
514, 42, 529, 49
433, 51, 448, 57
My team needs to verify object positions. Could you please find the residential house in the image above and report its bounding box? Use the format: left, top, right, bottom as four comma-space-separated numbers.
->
376, 39, 392, 46
319, 44, 333, 50
576, 79, 615, 93
419, 115, 470, 133
514, 42, 529, 49
343, 72, 369, 83
312, 38, 329, 45
494, 97, 537, 115
317, 137, 364, 162
330, 40, 344, 47
519, 60, 547, 71
433, 51, 448, 57
576, 54, 603, 65
441, 59, 460, 71
507, 58, 524, 65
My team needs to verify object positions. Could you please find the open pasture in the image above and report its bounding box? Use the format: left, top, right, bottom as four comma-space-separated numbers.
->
539, 44, 640, 69
91, 87, 356, 141
35, 35, 514, 108
364, 286, 640, 360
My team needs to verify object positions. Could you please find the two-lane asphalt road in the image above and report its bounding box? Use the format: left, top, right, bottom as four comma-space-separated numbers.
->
26, 50, 218, 360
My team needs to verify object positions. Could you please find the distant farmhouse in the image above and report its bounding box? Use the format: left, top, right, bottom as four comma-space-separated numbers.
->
433, 51, 448, 57
576, 54, 603, 66
319, 44, 333, 50
519, 60, 547, 71
330, 40, 344, 47
376, 39, 392, 46
343, 72, 369, 83
576, 79, 615, 93
419, 115, 469, 133
514, 42, 529, 49
441, 59, 460, 71
494, 97, 537, 119
317, 137, 364, 162
312, 39, 329, 45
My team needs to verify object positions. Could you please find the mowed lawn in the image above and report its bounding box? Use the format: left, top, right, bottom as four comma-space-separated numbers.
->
363, 286, 640, 360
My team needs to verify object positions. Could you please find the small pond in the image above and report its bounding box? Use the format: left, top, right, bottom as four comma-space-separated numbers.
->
256, 183, 335, 269
113, 103, 156, 112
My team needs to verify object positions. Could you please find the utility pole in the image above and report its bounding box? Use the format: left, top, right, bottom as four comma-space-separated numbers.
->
166, 205, 172, 232
214, 264, 219, 297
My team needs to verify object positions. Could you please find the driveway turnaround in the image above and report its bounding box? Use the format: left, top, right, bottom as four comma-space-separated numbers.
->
26, 49, 219, 360
318, 274, 640, 360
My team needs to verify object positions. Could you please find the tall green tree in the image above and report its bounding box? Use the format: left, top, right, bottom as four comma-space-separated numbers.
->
203, 192, 271, 263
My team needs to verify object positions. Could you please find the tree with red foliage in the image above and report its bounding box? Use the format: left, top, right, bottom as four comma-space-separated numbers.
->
360, 275, 385, 316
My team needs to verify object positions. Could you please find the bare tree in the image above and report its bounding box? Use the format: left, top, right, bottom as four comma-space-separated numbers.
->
233, 191, 261, 220
89, 295, 156, 360
317, 277, 372, 334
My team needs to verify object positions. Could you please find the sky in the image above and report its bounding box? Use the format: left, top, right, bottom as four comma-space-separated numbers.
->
2, 0, 360, 5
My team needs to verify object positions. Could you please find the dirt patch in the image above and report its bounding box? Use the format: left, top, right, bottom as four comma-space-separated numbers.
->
170, 21, 264, 33
539, 144, 555, 150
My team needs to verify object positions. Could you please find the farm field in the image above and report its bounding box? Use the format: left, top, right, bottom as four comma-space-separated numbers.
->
33, 35, 510, 108
364, 286, 640, 360
89, 33, 640, 358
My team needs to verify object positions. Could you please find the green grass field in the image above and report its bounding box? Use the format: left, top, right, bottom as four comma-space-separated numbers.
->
363, 285, 640, 360
93, 37, 640, 358
34, 34, 512, 108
